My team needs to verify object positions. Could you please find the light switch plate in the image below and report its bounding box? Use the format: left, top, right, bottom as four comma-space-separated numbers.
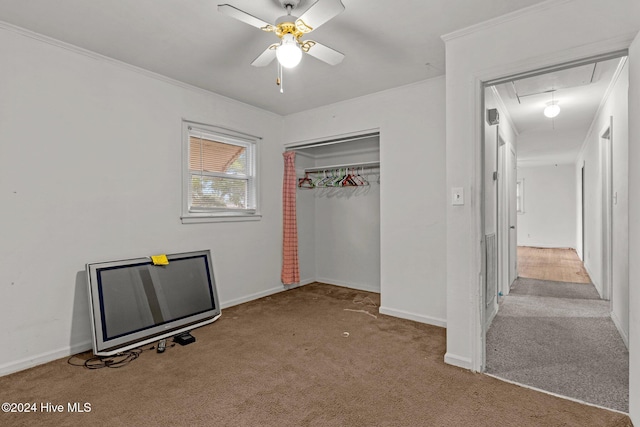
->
452, 187, 464, 206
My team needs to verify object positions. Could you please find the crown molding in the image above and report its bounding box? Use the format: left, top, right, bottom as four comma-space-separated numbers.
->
441, 0, 573, 43
0, 20, 282, 118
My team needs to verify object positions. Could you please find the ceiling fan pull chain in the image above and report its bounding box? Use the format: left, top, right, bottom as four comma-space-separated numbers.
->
278, 61, 284, 93
276, 61, 281, 87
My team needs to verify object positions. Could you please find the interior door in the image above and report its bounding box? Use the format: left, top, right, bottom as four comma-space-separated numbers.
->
508, 145, 518, 286
498, 140, 509, 296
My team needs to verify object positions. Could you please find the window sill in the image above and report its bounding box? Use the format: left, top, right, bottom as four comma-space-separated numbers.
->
181, 214, 262, 224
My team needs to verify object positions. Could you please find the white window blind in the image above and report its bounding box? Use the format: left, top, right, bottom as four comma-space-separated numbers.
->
183, 123, 258, 221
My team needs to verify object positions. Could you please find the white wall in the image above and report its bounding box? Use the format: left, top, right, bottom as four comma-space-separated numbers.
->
313, 147, 380, 292
443, 0, 640, 376
0, 28, 284, 374
575, 60, 630, 344
627, 30, 640, 427
283, 77, 447, 327
517, 164, 577, 249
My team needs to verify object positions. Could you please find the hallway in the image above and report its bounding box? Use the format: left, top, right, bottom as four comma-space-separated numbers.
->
486, 247, 629, 412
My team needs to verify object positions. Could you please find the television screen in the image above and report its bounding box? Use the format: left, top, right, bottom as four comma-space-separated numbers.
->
86, 250, 221, 356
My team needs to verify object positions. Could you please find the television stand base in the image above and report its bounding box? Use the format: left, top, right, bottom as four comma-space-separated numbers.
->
174, 332, 196, 346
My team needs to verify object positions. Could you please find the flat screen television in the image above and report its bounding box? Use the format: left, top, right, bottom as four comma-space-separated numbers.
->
86, 250, 221, 356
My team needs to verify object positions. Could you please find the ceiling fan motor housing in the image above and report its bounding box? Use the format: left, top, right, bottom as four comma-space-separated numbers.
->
275, 15, 304, 40
279, 0, 300, 10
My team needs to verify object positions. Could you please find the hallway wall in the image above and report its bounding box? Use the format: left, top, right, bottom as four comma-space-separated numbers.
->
517, 164, 577, 249
576, 61, 629, 345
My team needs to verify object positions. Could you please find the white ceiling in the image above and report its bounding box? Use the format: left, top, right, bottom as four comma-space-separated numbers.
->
0, 0, 548, 115
493, 57, 625, 166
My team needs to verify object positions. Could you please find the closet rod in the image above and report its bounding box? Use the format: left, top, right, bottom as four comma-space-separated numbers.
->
304, 161, 379, 173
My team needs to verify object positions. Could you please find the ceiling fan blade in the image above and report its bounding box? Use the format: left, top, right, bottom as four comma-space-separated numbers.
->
251, 44, 278, 67
295, 0, 345, 33
301, 40, 344, 65
218, 4, 275, 32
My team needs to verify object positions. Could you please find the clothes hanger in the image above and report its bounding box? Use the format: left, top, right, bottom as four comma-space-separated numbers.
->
298, 172, 314, 188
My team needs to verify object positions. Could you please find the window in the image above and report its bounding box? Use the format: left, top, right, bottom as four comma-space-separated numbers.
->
182, 121, 259, 223
516, 179, 524, 214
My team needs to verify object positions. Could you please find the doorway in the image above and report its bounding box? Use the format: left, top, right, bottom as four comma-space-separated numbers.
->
481, 53, 630, 411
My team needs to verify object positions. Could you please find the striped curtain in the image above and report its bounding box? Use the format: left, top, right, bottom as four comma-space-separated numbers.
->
281, 151, 300, 285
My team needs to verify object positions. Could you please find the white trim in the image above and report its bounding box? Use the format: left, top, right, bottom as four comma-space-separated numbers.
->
378, 306, 447, 328
0, 284, 296, 376
583, 261, 603, 298
219, 286, 287, 309
441, 0, 573, 42
0, 340, 92, 377
312, 146, 379, 160
0, 20, 281, 118
600, 119, 614, 303
316, 277, 380, 294
473, 76, 486, 373
181, 214, 262, 224
181, 120, 261, 222
444, 353, 473, 370
611, 310, 629, 349
293, 278, 317, 287
284, 128, 381, 151
489, 86, 520, 137
474, 34, 635, 86
484, 373, 630, 416
468, 38, 637, 377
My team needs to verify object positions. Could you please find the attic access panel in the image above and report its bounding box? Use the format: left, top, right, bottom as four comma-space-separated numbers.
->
512, 63, 596, 98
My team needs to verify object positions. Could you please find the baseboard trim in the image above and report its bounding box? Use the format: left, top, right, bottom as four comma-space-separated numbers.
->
221, 285, 289, 309
610, 310, 629, 349
444, 352, 473, 370
2, 284, 299, 377
378, 306, 446, 328
583, 262, 603, 297
316, 277, 380, 293
0, 340, 92, 377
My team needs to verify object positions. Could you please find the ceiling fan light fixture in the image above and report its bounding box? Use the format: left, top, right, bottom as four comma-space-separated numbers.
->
543, 102, 561, 118
276, 34, 302, 68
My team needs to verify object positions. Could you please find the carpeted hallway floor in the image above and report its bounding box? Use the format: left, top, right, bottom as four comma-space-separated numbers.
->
486, 277, 629, 412
0, 283, 631, 426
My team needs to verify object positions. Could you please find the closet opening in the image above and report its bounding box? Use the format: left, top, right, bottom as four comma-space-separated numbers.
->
285, 131, 381, 293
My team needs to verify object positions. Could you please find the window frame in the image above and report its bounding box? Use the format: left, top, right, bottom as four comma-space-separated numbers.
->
181, 121, 261, 224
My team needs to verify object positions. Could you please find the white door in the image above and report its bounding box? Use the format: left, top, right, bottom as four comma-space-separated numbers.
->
498, 138, 509, 296
508, 145, 518, 286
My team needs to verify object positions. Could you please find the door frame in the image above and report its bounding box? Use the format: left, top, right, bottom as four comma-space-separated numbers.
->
477, 50, 628, 372
601, 119, 614, 302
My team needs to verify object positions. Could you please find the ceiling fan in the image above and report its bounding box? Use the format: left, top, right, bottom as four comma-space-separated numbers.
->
218, 0, 345, 81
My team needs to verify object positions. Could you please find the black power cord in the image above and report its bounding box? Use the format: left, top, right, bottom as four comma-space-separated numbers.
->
67, 341, 175, 370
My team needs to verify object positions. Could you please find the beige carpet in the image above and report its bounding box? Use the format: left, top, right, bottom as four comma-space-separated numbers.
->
0, 283, 631, 427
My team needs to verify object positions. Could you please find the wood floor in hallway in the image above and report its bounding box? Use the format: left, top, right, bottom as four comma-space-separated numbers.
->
517, 246, 592, 284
